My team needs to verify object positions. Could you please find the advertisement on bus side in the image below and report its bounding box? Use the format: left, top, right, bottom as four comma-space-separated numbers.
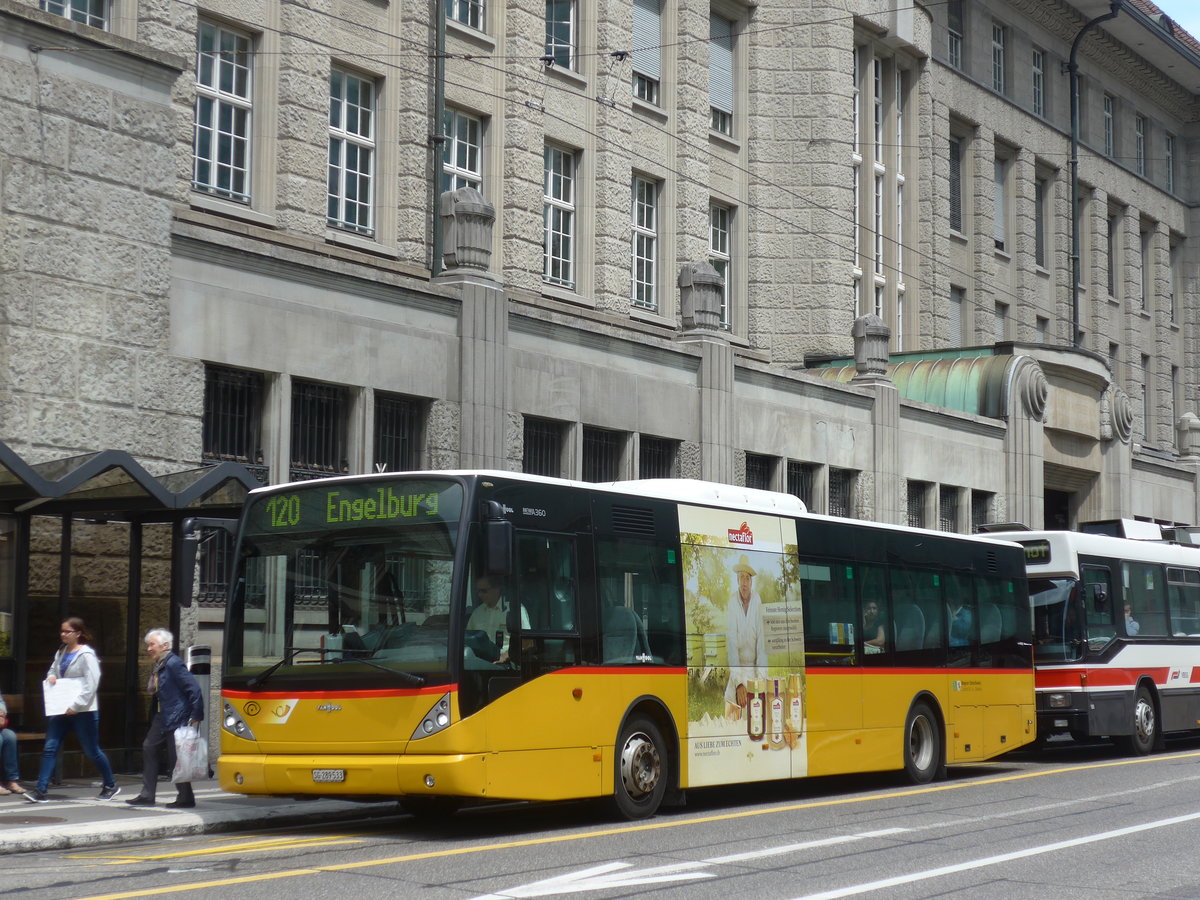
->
679, 505, 807, 786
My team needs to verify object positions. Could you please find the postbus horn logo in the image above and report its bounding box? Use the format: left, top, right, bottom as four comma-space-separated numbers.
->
728, 522, 754, 545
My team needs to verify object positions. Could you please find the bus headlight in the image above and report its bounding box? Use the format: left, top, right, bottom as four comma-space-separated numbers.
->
222, 701, 257, 741
1047, 693, 1072, 709
411, 693, 453, 740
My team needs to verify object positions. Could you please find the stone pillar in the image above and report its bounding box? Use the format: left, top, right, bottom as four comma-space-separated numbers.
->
1177, 413, 1200, 526
436, 189, 507, 469
676, 262, 733, 484
1003, 357, 1048, 529
851, 314, 890, 385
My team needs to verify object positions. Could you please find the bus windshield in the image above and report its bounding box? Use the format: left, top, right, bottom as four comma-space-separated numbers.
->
225, 478, 465, 686
1030, 576, 1084, 663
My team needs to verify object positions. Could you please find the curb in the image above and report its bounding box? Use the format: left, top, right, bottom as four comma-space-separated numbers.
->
2, 799, 399, 854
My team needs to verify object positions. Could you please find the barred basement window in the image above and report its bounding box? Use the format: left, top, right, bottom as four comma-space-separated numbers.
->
583, 427, 623, 483
829, 468, 854, 518
786, 461, 815, 509
203, 365, 267, 483
745, 453, 773, 491
197, 528, 235, 607
523, 417, 563, 477
290, 380, 348, 481
939, 485, 960, 532
374, 393, 422, 473
971, 490, 992, 532
639, 437, 678, 478
907, 480, 930, 528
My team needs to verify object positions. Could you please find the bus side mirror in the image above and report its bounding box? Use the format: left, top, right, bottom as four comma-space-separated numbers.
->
1090, 584, 1108, 610
482, 504, 514, 577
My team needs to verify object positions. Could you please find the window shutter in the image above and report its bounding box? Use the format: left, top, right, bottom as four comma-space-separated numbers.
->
949, 137, 962, 232
632, 0, 661, 81
709, 15, 733, 114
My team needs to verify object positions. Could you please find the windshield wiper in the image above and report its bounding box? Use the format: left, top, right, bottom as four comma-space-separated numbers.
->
247, 647, 322, 688
332, 655, 425, 686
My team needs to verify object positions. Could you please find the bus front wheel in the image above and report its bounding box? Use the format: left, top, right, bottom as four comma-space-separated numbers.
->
1115, 685, 1156, 756
903, 700, 944, 784
612, 714, 667, 820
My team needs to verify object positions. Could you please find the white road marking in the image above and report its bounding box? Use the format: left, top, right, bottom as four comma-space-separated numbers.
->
792, 810, 1200, 900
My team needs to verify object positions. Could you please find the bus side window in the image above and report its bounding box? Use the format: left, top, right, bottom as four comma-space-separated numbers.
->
516, 534, 579, 671
1082, 567, 1115, 648
1167, 567, 1200, 635
800, 559, 856, 666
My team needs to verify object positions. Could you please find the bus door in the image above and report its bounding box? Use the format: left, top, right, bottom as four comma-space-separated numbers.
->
513, 531, 582, 679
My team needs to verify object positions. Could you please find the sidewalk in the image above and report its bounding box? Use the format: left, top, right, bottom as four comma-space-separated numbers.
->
0, 775, 398, 854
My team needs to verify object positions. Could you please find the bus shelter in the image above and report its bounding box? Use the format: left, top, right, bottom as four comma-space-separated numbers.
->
0, 441, 259, 771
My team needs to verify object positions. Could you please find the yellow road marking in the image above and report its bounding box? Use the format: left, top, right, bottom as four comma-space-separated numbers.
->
70, 835, 364, 862
72, 750, 1200, 900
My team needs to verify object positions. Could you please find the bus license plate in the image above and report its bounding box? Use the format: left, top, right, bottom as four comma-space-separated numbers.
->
312, 769, 345, 783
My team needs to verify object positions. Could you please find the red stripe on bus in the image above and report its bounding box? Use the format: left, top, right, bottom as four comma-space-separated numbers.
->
1036, 667, 1171, 689
224, 685, 453, 700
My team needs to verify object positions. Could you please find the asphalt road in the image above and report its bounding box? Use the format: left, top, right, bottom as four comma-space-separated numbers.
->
11, 737, 1200, 900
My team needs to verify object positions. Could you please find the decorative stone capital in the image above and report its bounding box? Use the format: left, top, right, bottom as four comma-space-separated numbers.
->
1101, 386, 1134, 443
439, 187, 495, 272
678, 262, 725, 335
1178, 412, 1200, 460
1011, 357, 1048, 420
851, 314, 890, 383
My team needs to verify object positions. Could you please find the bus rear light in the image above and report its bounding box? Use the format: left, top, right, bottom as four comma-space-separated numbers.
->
1047, 693, 1071, 709
425, 775, 436, 788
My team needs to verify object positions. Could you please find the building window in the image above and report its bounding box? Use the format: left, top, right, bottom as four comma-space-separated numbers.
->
290, 380, 349, 481
709, 13, 734, 135
1034, 177, 1047, 269
543, 145, 576, 288
583, 427, 623, 482
709, 202, 732, 328
1103, 94, 1114, 158
639, 437, 678, 478
947, 0, 962, 69
1135, 115, 1146, 177
1036, 316, 1049, 343
829, 468, 854, 518
194, 22, 253, 202
949, 136, 963, 233
632, 0, 661, 105
786, 461, 815, 509
40, 0, 106, 28
994, 302, 1009, 342
745, 454, 774, 491
1032, 48, 1044, 117
970, 491, 992, 532
545, 0, 577, 69
949, 285, 966, 345
1166, 134, 1175, 194
993, 156, 1007, 252
1140, 227, 1152, 311
327, 69, 375, 236
523, 417, 563, 477
445, 0, 484, 31
1142, 354, 1152, 440
1169, 239, 1181, 322
374, 393, 422, 473
442, 108, 483, 194
906, 481, 929, 528
631, 175, 659, 311
203, 365, 268, 482
939, 485, 960, 532
991, 22, 1006, 94
1107, 213, 1119, 297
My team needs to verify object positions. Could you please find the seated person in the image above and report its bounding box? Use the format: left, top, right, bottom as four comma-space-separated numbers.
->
950, 604, 973, 647
863, 600, 886, 654
466, 575, 530, 665
0, 696, 24, 794
1124, 604, 1140, 636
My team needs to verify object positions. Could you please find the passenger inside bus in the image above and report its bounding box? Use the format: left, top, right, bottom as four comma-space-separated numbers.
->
464, 574, 529, 666
863, 600, 886, 653
1124, 604, 1140, 636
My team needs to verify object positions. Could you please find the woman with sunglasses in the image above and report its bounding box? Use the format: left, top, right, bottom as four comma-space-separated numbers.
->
24, 618, 120, 803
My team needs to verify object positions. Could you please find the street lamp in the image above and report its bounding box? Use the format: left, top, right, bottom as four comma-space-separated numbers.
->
1068, 1, 1123, 347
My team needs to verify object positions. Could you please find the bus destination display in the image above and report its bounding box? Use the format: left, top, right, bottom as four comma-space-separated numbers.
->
246, 479, 462, 534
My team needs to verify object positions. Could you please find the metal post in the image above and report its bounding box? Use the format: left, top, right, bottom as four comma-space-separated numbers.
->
430, 0, 447, 276
1068, 1, 1123, 347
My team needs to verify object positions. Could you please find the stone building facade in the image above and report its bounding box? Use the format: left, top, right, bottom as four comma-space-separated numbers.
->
3, 0, 1200, 759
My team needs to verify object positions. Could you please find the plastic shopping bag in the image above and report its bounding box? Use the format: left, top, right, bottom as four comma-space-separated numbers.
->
172, 725, 209, 783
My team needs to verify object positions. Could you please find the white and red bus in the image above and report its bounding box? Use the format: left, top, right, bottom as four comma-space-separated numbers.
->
985, 524, 1200, 754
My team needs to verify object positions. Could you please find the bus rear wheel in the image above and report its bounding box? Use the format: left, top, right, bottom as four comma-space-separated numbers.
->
612, 714, 667, 820
903, 700, 944, 784
1115, 685, 1156, 756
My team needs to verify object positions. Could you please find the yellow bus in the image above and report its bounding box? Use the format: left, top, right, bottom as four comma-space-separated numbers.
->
218, 472, 1035, 818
